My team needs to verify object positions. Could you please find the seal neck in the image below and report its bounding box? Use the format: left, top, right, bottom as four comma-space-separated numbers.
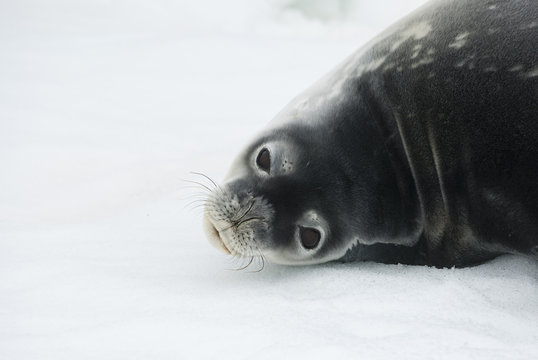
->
352, 80, 423, 248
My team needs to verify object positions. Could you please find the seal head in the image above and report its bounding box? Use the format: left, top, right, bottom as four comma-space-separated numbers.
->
204, 92, 422, 265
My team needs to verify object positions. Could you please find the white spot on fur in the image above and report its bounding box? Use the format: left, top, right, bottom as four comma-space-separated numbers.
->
455, 59, 467, 68
410, 44, 422, 59
520, 21, 538, 29
390, 38, 406, 52
357, 55, 388, 76
525, 66, 538, 78
488, 5, 497, 10
390, 21, 433, 52
483, 65, 497, 72
455, 55, 476, 69
405, 21, 432, 39
508, 64, 524, 72
411, 57, 434, 69
327, 77, 346, 100
448, 32, 470, 49
383, 62, 396, 71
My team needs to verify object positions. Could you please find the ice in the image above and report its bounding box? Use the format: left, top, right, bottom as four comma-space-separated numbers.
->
1, 1, 537, 359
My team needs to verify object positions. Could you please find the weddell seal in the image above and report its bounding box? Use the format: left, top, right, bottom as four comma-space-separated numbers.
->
202, 0, 538, 268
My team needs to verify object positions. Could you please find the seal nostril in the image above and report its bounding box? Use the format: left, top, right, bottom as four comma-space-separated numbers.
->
299, 226, 321, 249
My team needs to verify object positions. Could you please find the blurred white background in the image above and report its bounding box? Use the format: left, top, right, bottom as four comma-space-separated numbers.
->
1, 1, 537, 359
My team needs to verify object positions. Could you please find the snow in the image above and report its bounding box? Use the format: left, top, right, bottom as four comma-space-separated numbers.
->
1, 1, 537, 359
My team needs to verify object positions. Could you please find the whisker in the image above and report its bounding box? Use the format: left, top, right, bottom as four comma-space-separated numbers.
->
258, 247, 266, 272
180, 191, 210, 197
235, 256, 254, 271
245, 245, 265, 273
225, 254, 241, 271
181, 179, 213, 193
235, 216, 263, 228
187, 204, 210, 212
182, 198, 212, 207
176, 192, 211, 203
231, 199, 256, 224
250, 254, 265, 273
185, 198, 207, 205
190, 172, 221, 191
179, 185, 213, 191
182, 198, 214, 210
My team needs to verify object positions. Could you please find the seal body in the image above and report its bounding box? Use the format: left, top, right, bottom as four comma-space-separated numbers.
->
203, 0, 538, 267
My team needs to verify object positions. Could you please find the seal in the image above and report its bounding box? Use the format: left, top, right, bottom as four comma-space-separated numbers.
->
203, 0, 538, 267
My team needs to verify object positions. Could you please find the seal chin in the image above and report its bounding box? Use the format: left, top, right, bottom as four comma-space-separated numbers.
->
203, 212, 231, 254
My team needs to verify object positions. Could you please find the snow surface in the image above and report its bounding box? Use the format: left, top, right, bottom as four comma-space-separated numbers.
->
1, 1, 537, 359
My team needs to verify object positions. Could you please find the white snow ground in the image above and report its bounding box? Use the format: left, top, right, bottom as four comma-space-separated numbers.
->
1, 1, 537, 359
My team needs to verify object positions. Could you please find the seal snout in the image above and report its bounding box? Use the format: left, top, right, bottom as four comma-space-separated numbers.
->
203, 189, 274, 257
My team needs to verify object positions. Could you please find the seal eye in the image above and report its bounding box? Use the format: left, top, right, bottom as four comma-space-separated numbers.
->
299, 226, 321, 249
256, 148, 271, 173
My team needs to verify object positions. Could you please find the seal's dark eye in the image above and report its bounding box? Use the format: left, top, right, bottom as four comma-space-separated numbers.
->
256, 148, 271, 173
299, 226, 321, 249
